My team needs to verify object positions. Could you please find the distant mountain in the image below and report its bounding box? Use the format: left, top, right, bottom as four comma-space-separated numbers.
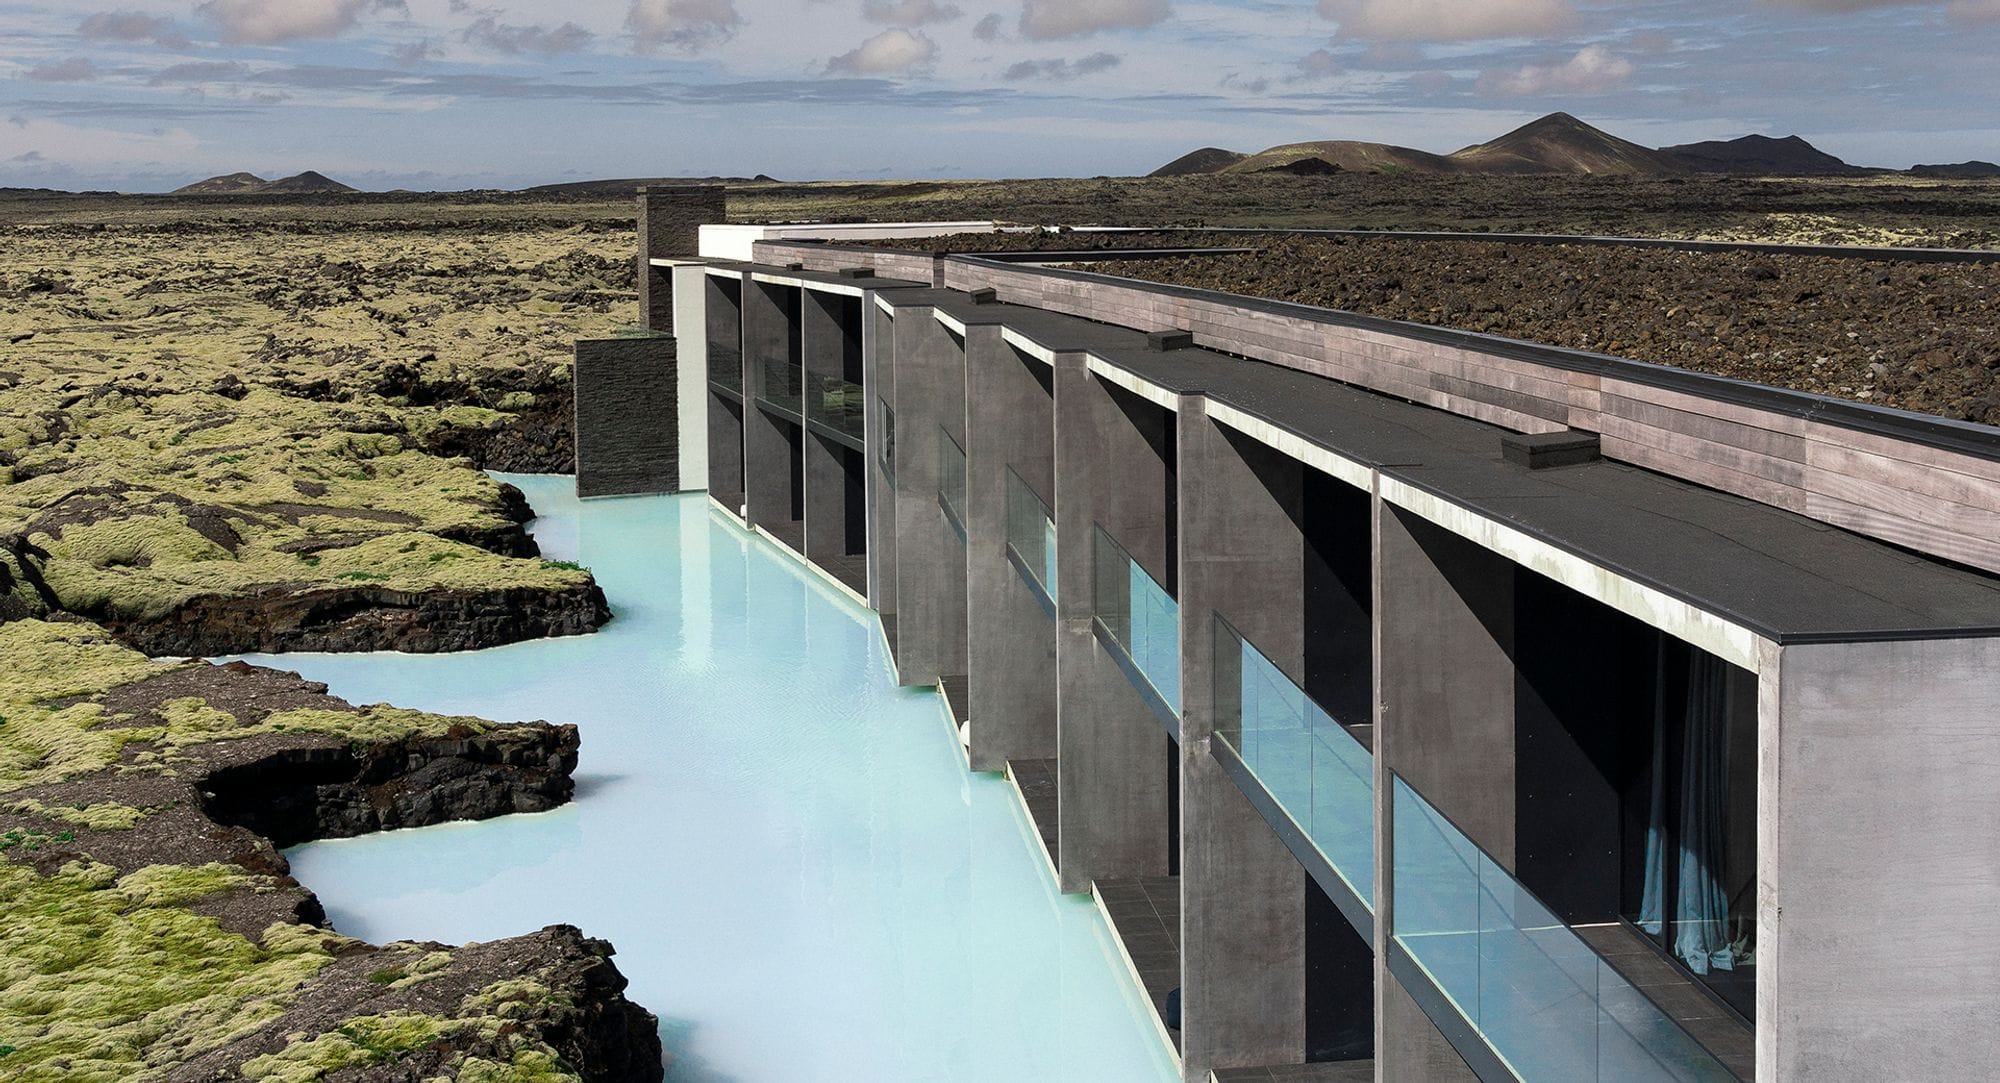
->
1448, 112, 1684, 175
173, 170, 357, 195
259, 171, 356, 194
1662, 134, 1862, 175
518, 175, 765, 199
1150, 147, 1248, 177
1911, 160, 2000, 179
175, 172, 269, 194
1227, 140, 1456, 175
1147, 112, 1911, 179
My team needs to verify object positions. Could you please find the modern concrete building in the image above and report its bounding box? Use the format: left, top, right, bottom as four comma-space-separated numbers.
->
580, 191, 2000, 1083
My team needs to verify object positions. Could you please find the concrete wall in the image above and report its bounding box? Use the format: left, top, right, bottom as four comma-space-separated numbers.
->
638, 186, 724, 333
672, 264, 710, 493
867, 301, 899, 616
573, 335, 678, 498
886, 304, 967, 685
1760, 636, 2000, 1082
1177, 398, 1309, 1080
963, 325, 1058, 771
1053, 356, 1176, 893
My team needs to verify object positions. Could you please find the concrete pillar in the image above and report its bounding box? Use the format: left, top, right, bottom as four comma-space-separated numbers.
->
743, 280, 803, 540
866, 300, 899, 617
1759, 636, 2000, 1082
1053, 357, 1175, 893
1372, 496, 1511, 1083
963, 326, 1058, 771
671, 264, 710, 493
887, 306, 969, 686
573, 334, 678, 498
637, 185, 725, 333
1177, 399, 1308, 1080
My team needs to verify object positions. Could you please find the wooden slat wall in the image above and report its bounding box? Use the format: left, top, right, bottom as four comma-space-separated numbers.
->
752, 242, 941, 286
763, 243, 2000, 576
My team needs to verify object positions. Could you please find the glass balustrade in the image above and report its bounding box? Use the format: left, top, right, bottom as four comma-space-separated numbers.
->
1392, 777, 1734, 1082
708, 343, 741, 394
1091, 525, 1180, 714
760, 350, 803, 413
806, 372, 865, 442
1212, 616, 1373, 908
939, 428, 968, 538
1004, 466, 1058, 608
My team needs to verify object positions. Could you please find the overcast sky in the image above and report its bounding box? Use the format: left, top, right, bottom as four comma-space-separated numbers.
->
1, 0, 1995, 191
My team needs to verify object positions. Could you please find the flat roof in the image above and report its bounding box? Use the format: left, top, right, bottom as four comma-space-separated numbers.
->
1092, 344, 2000, 646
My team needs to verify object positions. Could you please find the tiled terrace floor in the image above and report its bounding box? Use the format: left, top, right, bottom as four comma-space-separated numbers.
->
1210, 1062, 1375, 1082
1006, 758, 1058, 870
1096, 875, 1182, 1053
1573, 922, 1755, 1081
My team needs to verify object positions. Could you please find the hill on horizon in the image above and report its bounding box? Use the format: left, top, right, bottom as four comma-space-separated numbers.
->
1661, 134, 1866, 175
174, 170, 357, 195
1154, 113, 1886, 179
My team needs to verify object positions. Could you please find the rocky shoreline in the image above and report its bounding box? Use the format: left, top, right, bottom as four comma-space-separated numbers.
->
0, 620, 664, 1081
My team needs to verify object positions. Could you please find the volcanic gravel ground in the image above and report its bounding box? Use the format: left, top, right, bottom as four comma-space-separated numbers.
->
911, 231, 2000, 425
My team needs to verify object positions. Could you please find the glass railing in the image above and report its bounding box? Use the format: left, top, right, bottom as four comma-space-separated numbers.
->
1213, 616, 1373, 909
878, 399, 896, 485
1091, 525, 1180, 714
939, 427, 967, 538
708, 344, 741, 394
1003, 466, 1057, 608
806, 372, 865, 441
760, 350, 802, 413
1392, 777, 1734, 1082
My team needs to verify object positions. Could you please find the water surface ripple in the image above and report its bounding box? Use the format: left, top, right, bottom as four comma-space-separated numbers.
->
260, 475, 1177, 1083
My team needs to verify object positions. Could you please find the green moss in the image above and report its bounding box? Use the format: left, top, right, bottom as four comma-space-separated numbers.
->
0, 861, 343, 1080
3, 799, 152, 830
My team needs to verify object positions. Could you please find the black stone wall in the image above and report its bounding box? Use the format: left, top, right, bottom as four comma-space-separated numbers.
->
574, 335, 679, 498
637, 185, 727, 334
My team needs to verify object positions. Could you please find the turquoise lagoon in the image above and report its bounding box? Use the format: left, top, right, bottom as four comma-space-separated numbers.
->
260, 475, 1177, 1083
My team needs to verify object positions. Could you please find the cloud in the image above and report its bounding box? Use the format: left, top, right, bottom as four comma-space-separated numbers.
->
863, 0, 962, 25
149, 61, 249, 85
462, 16, 594, 55
627, 0, 742, 53
1019, 0, 1170, 40
1296, 48, 1340, 78
973, 12, 1005, 39
78, 11, 190, 48
1762, 0, 2000, 16
827, 28, 937, 74
11, 151, 44, 162
25, 58, 101, 83
1478, 44, 1633, 96
1002, 51, 1121, 81
196, 0, 372, 44
1319, 0, 1571, 41
392, 40, 439, 65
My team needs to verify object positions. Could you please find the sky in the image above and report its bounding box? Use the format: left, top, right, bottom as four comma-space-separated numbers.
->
0, 0, 1996, 191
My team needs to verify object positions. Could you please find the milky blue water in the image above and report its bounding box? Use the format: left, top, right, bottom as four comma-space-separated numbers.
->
257, 475, 1177, 1083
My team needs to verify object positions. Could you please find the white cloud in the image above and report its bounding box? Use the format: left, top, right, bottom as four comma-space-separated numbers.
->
627, 0, 742, 54
1478, 44, 1634, 96
1319, 0, 1571, 41
195, 0, 372, 44
1296, 47, 1340, 79
1756, 0, 1998, 17
827, 28, 937, 74
863, 0, 963, 25
973, 12, 1005, 39
1019, 0, 1170, 40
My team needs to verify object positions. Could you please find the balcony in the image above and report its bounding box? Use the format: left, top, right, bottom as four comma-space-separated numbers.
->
1391, 776, 1735, 1082
759, 350, 802, 418
1004, 466, 1057, 614
806, 371, 865, 446
1212, 615, 1374, 914
1091, 525, 1180, 729
708, 344, 742, 397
